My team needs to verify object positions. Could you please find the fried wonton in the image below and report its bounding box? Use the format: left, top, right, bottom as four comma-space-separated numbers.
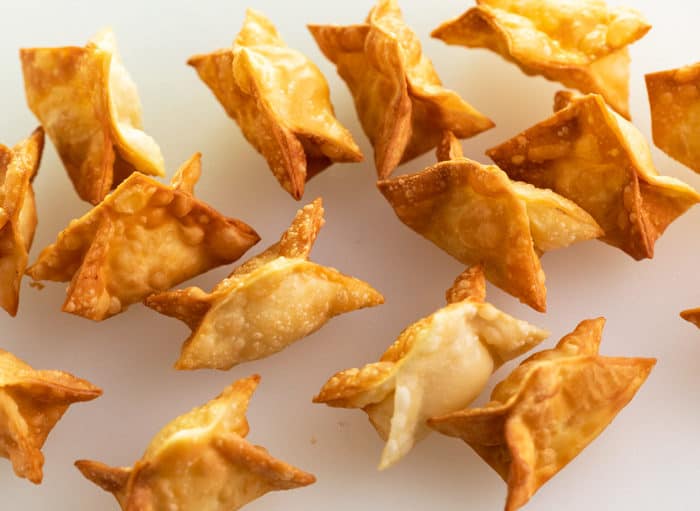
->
431, 0, 650, 119
487, 92, 700, 260
26, 153, 259, 321
646, 62, 700, 173
20, 28, 164, 205
146, 198, 383, 370
76, 375, 315, 510
308, 0, 493, 179
188, 10, 362, 200
0, 348, 102, 484
377, 132, 602, 312
0, 128, 44, 316
681, 307, 700, 328
314, 265, 548, 469
429, 318, 655, 511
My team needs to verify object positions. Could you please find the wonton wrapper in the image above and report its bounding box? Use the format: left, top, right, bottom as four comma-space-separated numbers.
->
314, 265, 548, 469
76, 375, 314, 510
146, 198, 383, 370
20, 28, 164, 204
377, 133, 602, 311
429, 318, 655, 511
0, 128, 44, 316
188, 9, 362, 200
431, 0, 650, 119
487, 92, 700, 260
681, 307, 700, 328
309, 0, 493, 179
0, 348, 101, 484
646, 62, 700, 173
26, 153, 259, 321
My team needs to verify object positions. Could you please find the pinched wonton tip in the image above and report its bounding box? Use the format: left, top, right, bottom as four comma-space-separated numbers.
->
487, 92, 700, 260
0, 348, 102, 484
0, 128, 44, 316
26, 153, 259, 321
146, 197, 384, 370
314, 265, 548, 470
429, 318, 655, 511
646, 62, 700, 174
681, 307, 700, 328
188, 9, 362, 200
431, 0, 651, 119
378, 134, 601, 312
75, 375, 315, 510
20, 28, 164, 205
308, 0, 493, 180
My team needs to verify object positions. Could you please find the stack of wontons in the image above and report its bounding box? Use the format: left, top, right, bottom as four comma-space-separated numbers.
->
1, 0, 698, 510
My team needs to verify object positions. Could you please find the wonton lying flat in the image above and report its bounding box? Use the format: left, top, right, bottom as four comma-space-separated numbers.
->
681, 307, 700, 328
146, 198, 383, 370
378, 133, 601, 312
188, 9, 362, 200
27, 154, 259, 321
431, 0, 650, 119
0, 128, 44, 316
314, 265, 548, 469
488, 92, 700, 260
0, 348, 101, 484
646, 62, 700, 173
76, 375, 314, 510
20, 28, 164, 204
429, 318, 655, 511
309, 0, 493, 179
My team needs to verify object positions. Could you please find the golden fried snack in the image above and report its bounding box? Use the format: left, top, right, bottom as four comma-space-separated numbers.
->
378, 133, 602, 311
0, 128, 44, 316
431, 0, 650, 118
0, 348, 102, 484
429, 318, 655, 511
308, 0, 493, 179
314, 265, 548, 469
681, 307, 700, 328
146, 198, 383, 370
488, 92, 700, 260
76, 375, 314, 510
188, 10, 362, 200
646, 62, 700, 173
26, 154, 259, 321
20, 28, 164, 205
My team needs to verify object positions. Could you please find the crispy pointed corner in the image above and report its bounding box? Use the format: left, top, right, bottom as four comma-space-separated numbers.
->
313, 362, 395, 407
170, 152, 202, 193
75, 460, 131, 496
429, 317, 656, 511
0, 127, 45, 316
446, 264, 485, 304
646, 62, 700, 173
681, 307, 700, 328
436, 131, 464, 162
144, 287, 214, 330
278, 198, 325, 259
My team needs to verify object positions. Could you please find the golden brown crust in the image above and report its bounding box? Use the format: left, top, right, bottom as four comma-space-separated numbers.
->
646, 62, 700, 173
0, 128, 44, 316
431, 0, 651, 118
429, 318, 655, 511
314, 277, 548, 469
188, 9, 362, 199
27, 154, 259, 320
20, 29, 164, 204
145, 198, 383, 370
309, 0, 493, 179
377, 156, 601, 311
75, 375, 314, 510
487, 92, 700, 260
0, 349, 102, 484
681, 307, 700, 328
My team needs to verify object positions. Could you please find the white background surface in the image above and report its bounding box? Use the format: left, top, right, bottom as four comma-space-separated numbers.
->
1, 1, 698, 510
